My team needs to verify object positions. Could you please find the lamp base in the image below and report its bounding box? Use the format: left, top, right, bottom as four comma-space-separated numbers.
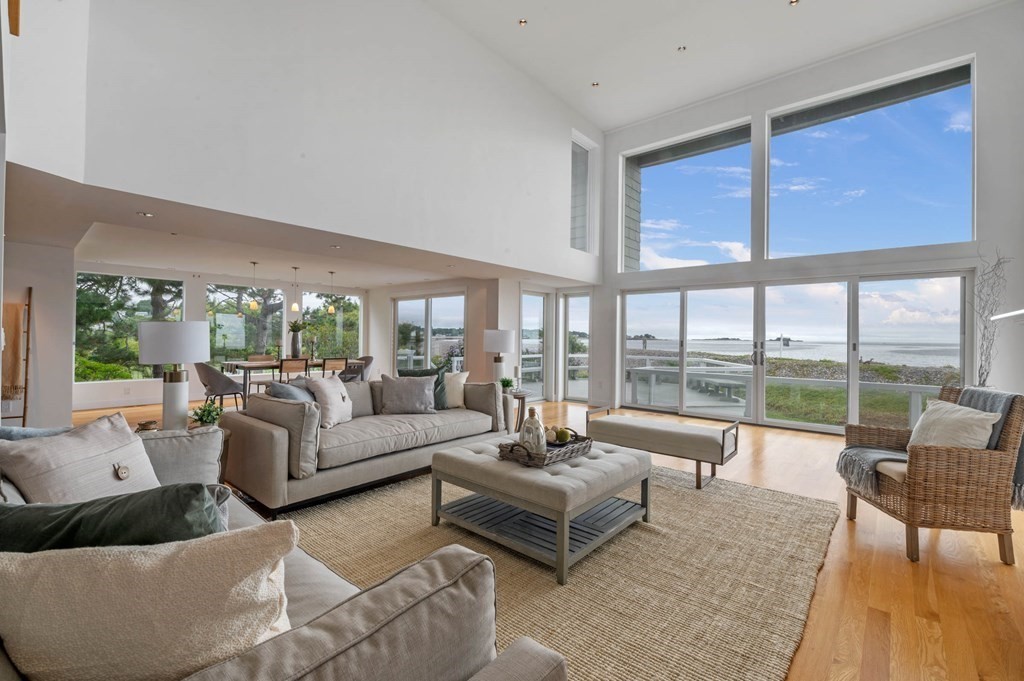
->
162, 371, 190, 431
492, 355, 505, 383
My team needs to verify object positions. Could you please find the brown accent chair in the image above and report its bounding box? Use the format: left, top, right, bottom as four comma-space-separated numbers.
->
322, 358, 348, 376
845, 386, 1024, 564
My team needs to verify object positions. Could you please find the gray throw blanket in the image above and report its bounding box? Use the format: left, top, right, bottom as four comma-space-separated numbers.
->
836, 446, 908, 498
959, 388, 1024, 510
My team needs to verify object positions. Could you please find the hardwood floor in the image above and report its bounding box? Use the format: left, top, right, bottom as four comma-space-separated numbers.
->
74, 399, 1024, 680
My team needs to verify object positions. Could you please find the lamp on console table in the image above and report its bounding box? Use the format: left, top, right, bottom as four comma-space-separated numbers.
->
483, 329, 515, 383
138, 321, 211, 431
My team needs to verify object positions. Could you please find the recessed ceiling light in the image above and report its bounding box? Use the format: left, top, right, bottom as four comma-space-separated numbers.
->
446, 265, 456, 269
591, 82, 600, 87
330, 245, 342, 249
677, 46, 687, 52
169, 232, 178, 236
518, 18, 527, 26
136, 211, 155, 218
789, 0, 798, 5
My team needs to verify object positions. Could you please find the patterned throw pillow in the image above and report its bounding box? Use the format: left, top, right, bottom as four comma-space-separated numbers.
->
305, 375, 354, 428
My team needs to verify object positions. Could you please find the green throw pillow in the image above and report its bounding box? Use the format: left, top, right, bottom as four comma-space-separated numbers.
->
0, 483, 227, 553
398, 367, 448, 409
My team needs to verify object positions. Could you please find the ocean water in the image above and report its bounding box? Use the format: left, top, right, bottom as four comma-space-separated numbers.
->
625, 339, 959, 368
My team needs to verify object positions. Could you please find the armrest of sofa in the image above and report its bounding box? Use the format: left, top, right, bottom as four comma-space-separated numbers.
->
469, 638, 566, 681
184, 544, 498, 681
220, 412, 290, 510
465, 382, 511, 433
138, 427, 224, 486
245, 394, 321, 480
502, 394, 514, 435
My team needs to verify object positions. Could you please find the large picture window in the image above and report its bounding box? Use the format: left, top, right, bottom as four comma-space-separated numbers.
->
623, 126, 751, 271
75, 274, 183, 382
395, 295, 465, 372
769, 65, 972, 258
206, 284, 284, 368
300, 292, 361, 359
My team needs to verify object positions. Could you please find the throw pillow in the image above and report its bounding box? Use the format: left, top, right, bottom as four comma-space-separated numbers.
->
0, 520, 296, 681
306, 375, 354, 428
138, 427, 225, 486
266, 381, 314, 402
908, 399, 1003, 449
0, 483, 228, 552
398, 367, 448, 409
0, 413, 160, 504
381, 375, 437, 415
346, 380, 374, 418
0, 425, 72, 441
444, 371, 471, 409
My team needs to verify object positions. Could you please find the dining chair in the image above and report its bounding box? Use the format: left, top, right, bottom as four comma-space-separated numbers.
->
279, 358, 309, 382
322, 358, 348, 377
247, 353, 279, 391
194, 362, 244, 410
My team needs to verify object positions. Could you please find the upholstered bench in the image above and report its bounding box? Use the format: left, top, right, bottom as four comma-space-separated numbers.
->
431, 437, 651, 584
586, 409, 739, 489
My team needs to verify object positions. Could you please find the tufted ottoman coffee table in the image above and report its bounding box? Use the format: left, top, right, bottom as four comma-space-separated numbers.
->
431, 437, 651, 584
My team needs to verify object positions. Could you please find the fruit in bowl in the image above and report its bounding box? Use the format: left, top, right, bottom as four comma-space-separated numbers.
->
556, 428, 572, 444
546, 428, 557, 444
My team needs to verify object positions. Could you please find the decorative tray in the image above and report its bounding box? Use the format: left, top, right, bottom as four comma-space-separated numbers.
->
498, 429, 592, 468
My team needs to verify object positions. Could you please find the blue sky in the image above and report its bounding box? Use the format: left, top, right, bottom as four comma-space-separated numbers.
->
638, 84, 973, 268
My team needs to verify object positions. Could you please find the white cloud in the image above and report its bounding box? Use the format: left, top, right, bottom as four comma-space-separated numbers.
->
772, 177, 825, 193
804, 130, 835, 139
827, 188, 867, 206
714, 185, 751, 199
677, 164, 752, 181
639, 247, 708, 270
711, 241, 751, 262
944, 110, 972, 133
770, 157, 798, 168
843, 189, 866, 198
640, 218, 684, 232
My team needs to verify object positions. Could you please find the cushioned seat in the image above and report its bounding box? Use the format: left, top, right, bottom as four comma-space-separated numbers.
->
432, 439, 651, 512
227, 496, 359, 626
876, 460, 908, 484
318, 411, 493, 470
588, 415, 735, 464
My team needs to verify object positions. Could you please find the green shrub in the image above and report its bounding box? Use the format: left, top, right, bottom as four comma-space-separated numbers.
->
75, 355, 133, 382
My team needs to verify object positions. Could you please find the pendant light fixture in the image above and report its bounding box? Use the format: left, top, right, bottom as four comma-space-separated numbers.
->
248, 262, 259, 311
290, 267, 301, 312
327, 271, 336, 314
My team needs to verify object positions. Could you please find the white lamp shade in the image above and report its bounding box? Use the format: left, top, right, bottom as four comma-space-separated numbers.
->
483, 329, 515, 354
138, 321, 211, 365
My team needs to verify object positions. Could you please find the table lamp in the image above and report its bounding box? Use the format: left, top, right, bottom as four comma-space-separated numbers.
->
483, 329, 515, 382
138, 321, 211, 431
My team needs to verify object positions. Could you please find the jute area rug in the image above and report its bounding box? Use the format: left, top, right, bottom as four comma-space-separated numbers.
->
284, 467, 839, 681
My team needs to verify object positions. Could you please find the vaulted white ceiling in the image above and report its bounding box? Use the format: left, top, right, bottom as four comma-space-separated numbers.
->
424, 0, 1010, 130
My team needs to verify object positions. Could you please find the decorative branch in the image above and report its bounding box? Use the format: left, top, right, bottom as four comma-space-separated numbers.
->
972, 250, 1010, 387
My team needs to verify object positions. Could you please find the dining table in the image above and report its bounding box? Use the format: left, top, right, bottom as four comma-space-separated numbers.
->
222, 359, 364, 408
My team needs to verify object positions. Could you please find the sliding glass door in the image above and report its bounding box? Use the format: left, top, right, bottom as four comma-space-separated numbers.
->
564, 294, 590, 401
521, 294, 546, 399
623, 291, 680, 410
683, 288, 755, 420
858, 276, 963, 428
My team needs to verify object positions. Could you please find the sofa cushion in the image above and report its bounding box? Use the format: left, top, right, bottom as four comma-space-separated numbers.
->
398, 367, 448, 409
227, 497, 359, 626
909, 398, 1002, 449
0, 476, 24, 504
0, 413, 160, 504
246, 394, 321, 480
0, 521, 296, 681
0, 483, 227, 553
381, 374, 437, 415
138, 426, 225, 486
370, 380, 383, 415
464, 382, 505, 433
306, 375, 354, 428
0, 426, 72, 441
318, 410, 493, 470
346, 381, 374, 418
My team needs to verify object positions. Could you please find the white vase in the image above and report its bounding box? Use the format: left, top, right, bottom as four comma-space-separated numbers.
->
519, 407, 546, 455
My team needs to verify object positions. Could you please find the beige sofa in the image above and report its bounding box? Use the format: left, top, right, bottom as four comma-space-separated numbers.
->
221, 381, 515, 515
0, 427, 566, 681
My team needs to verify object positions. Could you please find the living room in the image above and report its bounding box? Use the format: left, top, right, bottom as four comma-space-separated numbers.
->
1, 1, 1023, 680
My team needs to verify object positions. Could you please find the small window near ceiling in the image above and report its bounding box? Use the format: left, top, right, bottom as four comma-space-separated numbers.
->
570, 142, 590, 252
623, 125, 752, 271
769, 64, 973, 258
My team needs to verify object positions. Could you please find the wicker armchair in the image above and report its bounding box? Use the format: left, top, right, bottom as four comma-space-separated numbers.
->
845, 386, 1024, 564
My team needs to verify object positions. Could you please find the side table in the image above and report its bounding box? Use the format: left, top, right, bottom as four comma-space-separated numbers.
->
510, 391, 531, 432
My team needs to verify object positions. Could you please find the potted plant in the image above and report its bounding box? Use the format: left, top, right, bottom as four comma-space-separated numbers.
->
500, 377, 515, 394
288, 320, 308, 358
190, 402, 224, 428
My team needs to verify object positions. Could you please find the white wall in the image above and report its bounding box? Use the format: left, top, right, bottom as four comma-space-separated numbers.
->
2, 0, 89, 181
3, 242, 75, 426
80, 0, 603, 284
589, 2, 1024, 408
